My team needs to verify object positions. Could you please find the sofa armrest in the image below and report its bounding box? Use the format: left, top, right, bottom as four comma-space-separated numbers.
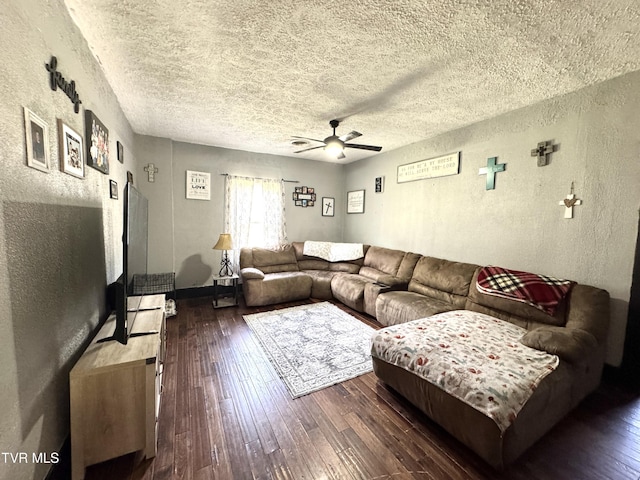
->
241, 267, 265, 280
520, 326, 598, 364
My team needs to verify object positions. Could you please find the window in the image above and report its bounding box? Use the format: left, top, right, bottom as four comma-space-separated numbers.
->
224, 175, 288, 270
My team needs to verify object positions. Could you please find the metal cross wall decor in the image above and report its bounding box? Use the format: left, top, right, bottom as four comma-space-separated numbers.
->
144, 163, 159, 182
479, 157, 506, 190
531, 141, 554, 167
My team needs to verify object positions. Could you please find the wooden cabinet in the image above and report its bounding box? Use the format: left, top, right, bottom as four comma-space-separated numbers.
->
70, 294, 166, 480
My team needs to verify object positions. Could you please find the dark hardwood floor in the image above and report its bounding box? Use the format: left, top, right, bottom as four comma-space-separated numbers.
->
84, 296, 640, 480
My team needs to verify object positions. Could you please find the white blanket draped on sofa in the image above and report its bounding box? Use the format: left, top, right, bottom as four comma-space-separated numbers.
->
303, 241, 364, 262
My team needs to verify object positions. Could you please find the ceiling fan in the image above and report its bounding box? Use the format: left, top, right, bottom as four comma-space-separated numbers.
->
292, 119, 382, 159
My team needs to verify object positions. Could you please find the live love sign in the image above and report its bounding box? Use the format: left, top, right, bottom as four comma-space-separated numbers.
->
45, 56, 82, 113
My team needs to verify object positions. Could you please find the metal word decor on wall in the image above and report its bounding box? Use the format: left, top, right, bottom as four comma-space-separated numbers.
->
45, 56, 82, 113
293, 186, 316, 207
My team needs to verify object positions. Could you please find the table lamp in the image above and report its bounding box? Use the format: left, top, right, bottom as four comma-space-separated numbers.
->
212, 233, 233, 277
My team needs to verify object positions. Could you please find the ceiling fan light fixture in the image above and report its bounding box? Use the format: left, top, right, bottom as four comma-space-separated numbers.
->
324, 139, 344, 157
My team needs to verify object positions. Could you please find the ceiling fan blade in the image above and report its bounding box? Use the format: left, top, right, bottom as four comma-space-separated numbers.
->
294, 145, 325, 154
339, 130, 361, 142
291, 135, 325, 143
344, 143, 383, 152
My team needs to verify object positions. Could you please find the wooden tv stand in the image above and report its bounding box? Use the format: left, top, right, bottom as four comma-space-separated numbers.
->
69, 294, 166, 480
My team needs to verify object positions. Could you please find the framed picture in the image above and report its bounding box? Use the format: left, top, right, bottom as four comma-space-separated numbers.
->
85, 110, 109, 174
186, 170, 211, 200
109, 179, 118, 199
24, 107, 50, 173
322, 197, 335, 217
347, 189, 365, 214
57, 119, 84, 178
117, 141, 124, 163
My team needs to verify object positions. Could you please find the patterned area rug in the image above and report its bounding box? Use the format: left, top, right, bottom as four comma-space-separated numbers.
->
243, 302, 376, 398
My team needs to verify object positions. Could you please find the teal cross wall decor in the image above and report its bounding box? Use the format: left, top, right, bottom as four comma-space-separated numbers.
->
478, 157, 506, 190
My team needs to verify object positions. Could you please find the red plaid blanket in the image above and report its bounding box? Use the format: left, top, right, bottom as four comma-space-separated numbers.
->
476, 266, 575, 316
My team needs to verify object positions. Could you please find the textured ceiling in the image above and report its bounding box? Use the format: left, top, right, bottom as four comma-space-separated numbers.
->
63, 0, 640, 163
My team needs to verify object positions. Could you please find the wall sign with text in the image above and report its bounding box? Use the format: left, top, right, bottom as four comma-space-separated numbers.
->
397, 151, 460, 183
186, 170, 211, 200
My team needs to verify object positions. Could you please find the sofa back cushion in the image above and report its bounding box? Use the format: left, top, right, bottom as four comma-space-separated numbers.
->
361, 246, 405, 278
465, 268, 567, 328
250, 246, 299, 274
292, 241, 368, 272
408, 256, 479, 309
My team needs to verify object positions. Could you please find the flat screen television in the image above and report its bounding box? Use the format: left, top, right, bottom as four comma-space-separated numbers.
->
100, 183, 150, 345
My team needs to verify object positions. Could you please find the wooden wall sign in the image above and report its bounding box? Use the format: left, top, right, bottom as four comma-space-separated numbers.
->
45, 56, 82, 113
397, 152, 460, 183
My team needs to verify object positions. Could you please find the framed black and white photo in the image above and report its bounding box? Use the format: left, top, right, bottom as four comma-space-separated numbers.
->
322, 197, 335, 217
109, 179, 118, 199
347, 189, 365, 214
117, 141, 124, 163
57, 119, 84, 178
24, 107, 50, 173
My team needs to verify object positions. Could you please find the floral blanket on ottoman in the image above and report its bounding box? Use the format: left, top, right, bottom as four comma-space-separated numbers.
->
371, 310, 559, 433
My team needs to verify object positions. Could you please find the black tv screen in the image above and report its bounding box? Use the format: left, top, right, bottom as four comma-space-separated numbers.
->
101, 183, 148, 345
125, 183, 149, 296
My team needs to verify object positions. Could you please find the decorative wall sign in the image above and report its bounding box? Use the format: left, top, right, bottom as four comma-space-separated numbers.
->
24, 107, 50, 173
292, 186, 316, 207
347, 189, 365, 214
57, 119, 84, 178
45, 56, 82, 113
109, 180, 118, 199
186, 170, 211, 200
85, 110, 109, 174
375, 176, 384, 193
479, 156, 506, 190
558, 182, 582, 219
144, 163, 158, 182
397, 151, 460, 183
322, 197, 335, 217
530, 141, 554, 167
117, 141, 124, 163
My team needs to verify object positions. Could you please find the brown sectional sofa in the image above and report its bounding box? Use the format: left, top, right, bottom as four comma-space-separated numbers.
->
238, 241, 610, 469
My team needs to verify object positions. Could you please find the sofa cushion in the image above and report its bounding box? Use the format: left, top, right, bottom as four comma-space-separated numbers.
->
297, 259, 330, 270
375, 291, 455, 326
330, 274, 370, 311
363, 246, 405, 276
303, 270, 336, 300
252, 246, 299, 273
520, 326, 598, 364
409, 256, 479, 309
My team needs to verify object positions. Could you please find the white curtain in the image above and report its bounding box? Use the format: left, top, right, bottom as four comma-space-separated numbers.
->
224, 175, 288, 271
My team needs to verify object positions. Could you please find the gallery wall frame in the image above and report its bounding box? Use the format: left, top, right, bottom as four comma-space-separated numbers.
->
322, 197, 335, 217
24, 107, 50, 173
109, 179, 118, 199
57, 119, 84, 178
85, 110, 109, 174
347, 189, 365, 214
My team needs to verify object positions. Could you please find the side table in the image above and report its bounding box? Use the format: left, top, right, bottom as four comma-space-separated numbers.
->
212, 274, 240, 308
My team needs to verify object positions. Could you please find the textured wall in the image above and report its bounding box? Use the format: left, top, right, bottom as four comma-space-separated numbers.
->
135, 137, 346, 289
0, 1, 136, 479
344, 71, 640, 366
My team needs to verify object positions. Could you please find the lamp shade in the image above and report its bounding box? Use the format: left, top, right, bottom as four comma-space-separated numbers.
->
213, 233, 233, 250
